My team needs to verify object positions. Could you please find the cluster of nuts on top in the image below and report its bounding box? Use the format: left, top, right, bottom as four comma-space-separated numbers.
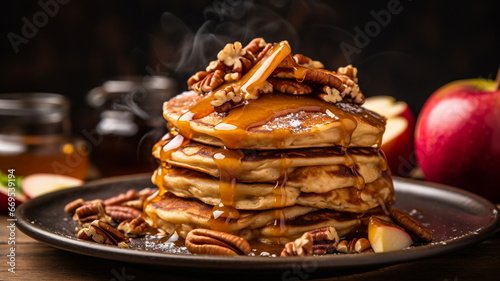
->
187, 38, 364, 113
64, 188, 156, 248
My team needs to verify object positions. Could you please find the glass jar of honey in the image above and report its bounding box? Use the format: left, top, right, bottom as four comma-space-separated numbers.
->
0, 93, 88, 180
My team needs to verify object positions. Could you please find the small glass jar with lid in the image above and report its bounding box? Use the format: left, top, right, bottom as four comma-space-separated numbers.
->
0, 93, 88, 179
86, 76, 176, 177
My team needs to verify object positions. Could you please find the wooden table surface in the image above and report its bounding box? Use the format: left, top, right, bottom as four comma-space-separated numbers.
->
2, 212, 499, 281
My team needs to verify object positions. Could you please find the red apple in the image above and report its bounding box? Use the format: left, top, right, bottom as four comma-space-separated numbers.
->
363, 96, 416, 176
22, 173, 83, 199
415, 78, 500, 202
368, 216, 413, 253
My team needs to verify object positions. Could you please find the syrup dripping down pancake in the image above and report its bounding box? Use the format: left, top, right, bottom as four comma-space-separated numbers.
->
144, 192, 379, 242
164, 91, 386, 150
151, 166, 394, 212
152, 135, 387, 184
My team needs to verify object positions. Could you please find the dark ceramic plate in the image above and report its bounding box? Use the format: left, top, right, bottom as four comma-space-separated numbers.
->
16, 174, 500, 273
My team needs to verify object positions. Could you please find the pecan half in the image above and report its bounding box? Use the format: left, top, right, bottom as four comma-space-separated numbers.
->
255, 43, 272, 61
293, 54, 324, 69
390, 209, 433, 242
75, 201, 112, 226
281, 232, 314, 257
301, 69, 344, 90
118, 217, 150, 237
122, 187, 157, 210
190, 70, 225, 95
185, 229, 251, 256
105, 205, 142, 222
267, 78, 313, 95
64, 198, 85, 213
308, 226, 339, 255
77, 220, 130, 248
242, 38, 267, 57
187, 71, 208, 89
104, 189, 138, 206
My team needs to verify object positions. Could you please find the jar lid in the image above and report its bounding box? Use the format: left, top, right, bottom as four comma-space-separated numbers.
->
0, 93, 71, 136
86, 76, 177, 118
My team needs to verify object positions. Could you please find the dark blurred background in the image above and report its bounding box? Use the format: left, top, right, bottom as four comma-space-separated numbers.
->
1, 0, 499, 177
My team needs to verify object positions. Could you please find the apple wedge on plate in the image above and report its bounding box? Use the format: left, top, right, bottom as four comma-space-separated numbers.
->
22, 173, 83, 199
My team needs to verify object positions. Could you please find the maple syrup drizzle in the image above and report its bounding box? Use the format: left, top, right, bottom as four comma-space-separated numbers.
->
143, 134, 190, 226
343, 149, 365, 191
209, 147, 244, 232
215, 93, 358, 149
269, 154, 292, 236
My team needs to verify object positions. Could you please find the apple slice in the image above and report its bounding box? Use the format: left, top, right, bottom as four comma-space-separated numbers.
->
22, 173, 83, 199
363, 96, 416, 176
368, 216, 413, 253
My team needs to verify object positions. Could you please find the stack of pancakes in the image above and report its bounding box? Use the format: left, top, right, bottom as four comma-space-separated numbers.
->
145, 39, 393, 243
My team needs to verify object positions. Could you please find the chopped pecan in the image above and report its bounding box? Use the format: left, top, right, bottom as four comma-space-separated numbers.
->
77, 220, 130, 248
211, 85, 243, 108
351, 238, 372, 253
118, 217, 150, 237
336, 238, 372, 253
318, 86, 342, 103
211, 80, 273, 112
206, 60, 226, 72
267, 78, 313, 95
185, 229, 251, 256
64, 198, 85, 213
308, 226, 339, 255
336, 240, 349, 253
390, 209, 433, 242
293, 54, 324, 69
104, 189, 138, 206
224, 72, 241, 83
105, 205, 142, 222
281, 232, 314, 257
217, 41, 254, 73
75, 202, 112, 226
337, 65, 358, 83
318, 83, 363, 105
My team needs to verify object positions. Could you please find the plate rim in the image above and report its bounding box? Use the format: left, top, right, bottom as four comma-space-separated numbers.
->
15, 175, 500, 271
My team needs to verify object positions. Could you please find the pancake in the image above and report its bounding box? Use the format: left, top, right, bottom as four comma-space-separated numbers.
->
144, 192, 368, 242
153, 135, 387, 183
164, 91, 386, 150
152, 166, 394, 212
